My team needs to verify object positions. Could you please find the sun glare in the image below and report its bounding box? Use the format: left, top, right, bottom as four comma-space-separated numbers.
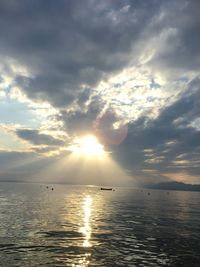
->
69, 135, 105, 157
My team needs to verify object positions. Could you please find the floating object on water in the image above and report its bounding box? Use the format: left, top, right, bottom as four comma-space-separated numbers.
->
100, 187, 113, 191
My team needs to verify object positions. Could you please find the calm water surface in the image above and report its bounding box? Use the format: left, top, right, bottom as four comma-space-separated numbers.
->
0, 182, 199, 266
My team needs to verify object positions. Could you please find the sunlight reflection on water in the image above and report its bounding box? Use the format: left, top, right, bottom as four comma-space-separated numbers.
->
72, 195, 93, 267
0, 184, 200, 267
80, 195, 92, 248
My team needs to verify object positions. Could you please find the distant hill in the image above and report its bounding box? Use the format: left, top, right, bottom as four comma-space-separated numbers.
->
144, 181, 200, 192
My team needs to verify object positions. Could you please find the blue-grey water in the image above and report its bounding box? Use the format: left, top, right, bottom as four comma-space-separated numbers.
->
0, 182, 199, 267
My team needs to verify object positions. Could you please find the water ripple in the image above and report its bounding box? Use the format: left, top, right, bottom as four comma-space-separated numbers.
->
0, 184, 200, 266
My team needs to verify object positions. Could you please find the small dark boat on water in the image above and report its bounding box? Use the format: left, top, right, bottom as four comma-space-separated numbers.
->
100, 187, 113, 191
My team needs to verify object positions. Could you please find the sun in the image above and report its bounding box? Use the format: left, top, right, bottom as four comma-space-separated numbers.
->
69, 135, 105, 157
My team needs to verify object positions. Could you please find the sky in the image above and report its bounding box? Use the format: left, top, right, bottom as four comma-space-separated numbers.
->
0, 0, 199, 186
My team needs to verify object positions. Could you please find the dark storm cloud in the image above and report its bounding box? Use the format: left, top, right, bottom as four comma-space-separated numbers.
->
0, 0, 165, 107
148, 0, 200, 71
16, 129, 64, 146
0, 0, 200, 184
0, 0, 198, 116
113, 80, 200, 181
0, 0, 199, 107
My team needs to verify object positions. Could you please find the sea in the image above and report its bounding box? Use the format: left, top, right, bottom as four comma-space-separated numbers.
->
0, 182, 199, 267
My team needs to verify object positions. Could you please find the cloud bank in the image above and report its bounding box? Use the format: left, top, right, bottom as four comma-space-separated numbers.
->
0, 0, 199, 184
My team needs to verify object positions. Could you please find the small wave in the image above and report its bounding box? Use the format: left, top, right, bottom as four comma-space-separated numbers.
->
40, 230, 84, 238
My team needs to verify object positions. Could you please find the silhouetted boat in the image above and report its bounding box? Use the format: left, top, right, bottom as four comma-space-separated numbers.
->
100, 187, 113, 191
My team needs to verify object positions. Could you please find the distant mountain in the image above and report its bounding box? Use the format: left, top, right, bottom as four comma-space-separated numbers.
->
144, 181, 200, 192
